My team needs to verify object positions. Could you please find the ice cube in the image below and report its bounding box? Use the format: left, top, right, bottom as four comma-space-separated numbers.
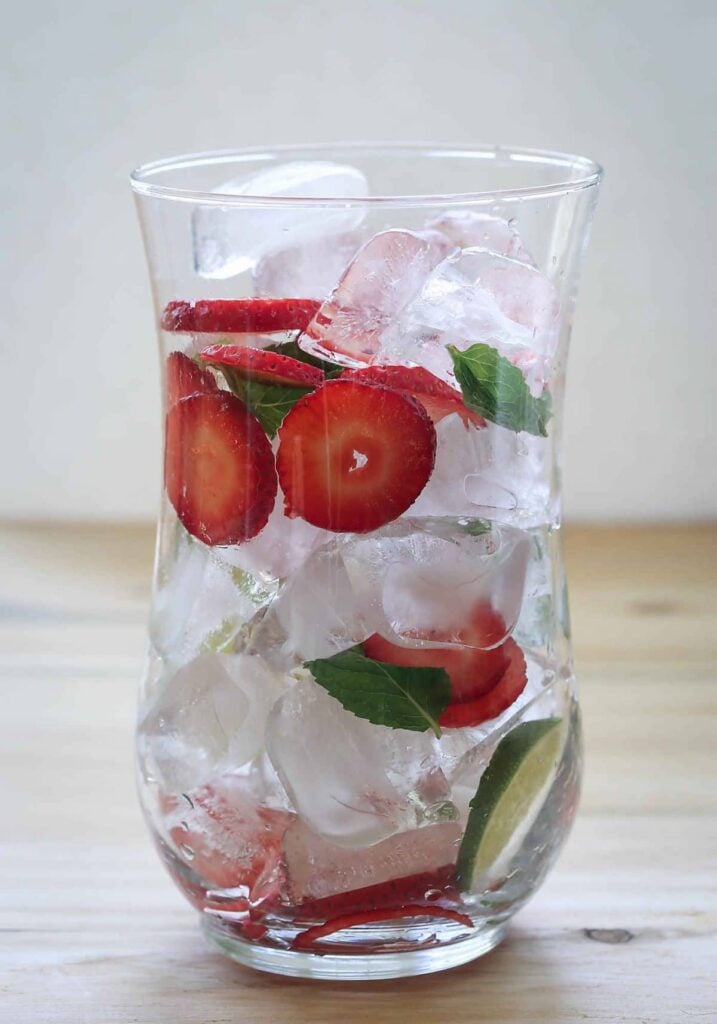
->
249, 538, 378, 669
340, 517, 529, 650
214, 491, 329, 582
266, 679, 418, 848
282, 818, 462, 903
192, 161, 369, 280
299, 229, 450, 366
409, 413, 554, 528
161, 775, 294, 896
427, 210, 534, 264
253, 231, 363, 300
138, 653, 287, 794
384, 247, 560, 388
151, 530, 278, 666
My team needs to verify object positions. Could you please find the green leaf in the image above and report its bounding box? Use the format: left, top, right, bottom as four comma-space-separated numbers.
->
448, 343, 552, 437
459, 517, 492, 537
217, 366, 312, 437
305, 647, 451, 737
266, 339, 343, 379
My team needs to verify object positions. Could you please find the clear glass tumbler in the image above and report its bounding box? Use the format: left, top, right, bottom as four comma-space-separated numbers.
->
130, 144, 601, 980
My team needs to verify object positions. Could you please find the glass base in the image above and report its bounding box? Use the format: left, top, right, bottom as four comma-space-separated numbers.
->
201, 913, 508, 980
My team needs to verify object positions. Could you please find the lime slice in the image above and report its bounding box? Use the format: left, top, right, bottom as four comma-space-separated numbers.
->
456, 717, 564, 890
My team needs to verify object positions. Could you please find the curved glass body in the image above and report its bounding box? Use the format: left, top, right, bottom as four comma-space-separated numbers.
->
131, 145, 601, 980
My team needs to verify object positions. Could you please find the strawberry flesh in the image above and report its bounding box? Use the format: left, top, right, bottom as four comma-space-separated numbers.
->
438, 640, 527, 727
161, 298, 320, 334
276, 379, 437, 533
166, 351, 218, 407
199, 344, 324, 388
341, 364, 485, 428
292, 905, 473, 950
164, 391, 277, 546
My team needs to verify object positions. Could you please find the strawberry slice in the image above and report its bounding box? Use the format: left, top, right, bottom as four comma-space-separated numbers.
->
438, 641, 527, 728
342, 365, 485, 428
165, 391, 277, 546
292, 905, 473, 950
293, 865, 459, 920
199, 345, 324, 388
276, 379, 436, 533
363, 604, 528, 727
161, 298, 320, 334
166, 351, 218, 407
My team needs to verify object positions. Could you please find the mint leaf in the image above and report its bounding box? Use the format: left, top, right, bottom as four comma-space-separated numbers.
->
459, 518, 492, 537
267, 339, 343, 379
448, 343, 552, 437
217, 366, 312, 437
305, 647, 451, 737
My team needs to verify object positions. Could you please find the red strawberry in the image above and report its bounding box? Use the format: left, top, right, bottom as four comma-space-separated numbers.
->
293, 865, 459, 920
166, 351, 218, 407
363, 604, 528, 728
342, 365, 485, 428
292, 905, 473, 950
276, 379, 437, 533
165, 391, 277, 546
199, 345, 324, 388
161, 298, 320, 334
438, 641, 527, 728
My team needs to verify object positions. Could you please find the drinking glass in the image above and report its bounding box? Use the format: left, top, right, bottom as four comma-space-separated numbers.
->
130, 144, 601, 979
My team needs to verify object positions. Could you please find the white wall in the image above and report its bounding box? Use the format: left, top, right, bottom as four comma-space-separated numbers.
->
1, 0, 715, 522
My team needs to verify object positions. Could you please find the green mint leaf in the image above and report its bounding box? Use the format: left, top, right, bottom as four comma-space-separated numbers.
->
217, 366, 312, 437
305, 647, 451, 737
448, 343, 552, 437
266, 339, 343, 379
459, 518, 492, 537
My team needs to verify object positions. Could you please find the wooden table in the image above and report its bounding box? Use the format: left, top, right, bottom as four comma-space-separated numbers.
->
1, 523, 715, 1023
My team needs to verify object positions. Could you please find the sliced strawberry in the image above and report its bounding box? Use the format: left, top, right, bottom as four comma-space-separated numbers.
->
438, 641, 527, 728
165, 391, 277, 546
161, 298, 320, 334
166, 351, 218, 407
342, 365, 485, 428
162, 784, 292, 896
292, 905, 473, 950
293, 865, 459, 920
363, 604, 528, 727
199, 345, 324, 388
276, 379, 436, 533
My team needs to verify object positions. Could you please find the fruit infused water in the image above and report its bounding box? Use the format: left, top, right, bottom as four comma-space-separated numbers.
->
131, 146, 601, 979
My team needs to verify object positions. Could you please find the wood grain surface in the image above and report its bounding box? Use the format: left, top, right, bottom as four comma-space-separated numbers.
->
1, 522, 715, 1023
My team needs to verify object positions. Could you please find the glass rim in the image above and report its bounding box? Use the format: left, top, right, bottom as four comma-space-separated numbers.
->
129, 141, 603, 207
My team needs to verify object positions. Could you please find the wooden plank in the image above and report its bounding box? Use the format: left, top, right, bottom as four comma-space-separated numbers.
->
0, 522, 715, 1022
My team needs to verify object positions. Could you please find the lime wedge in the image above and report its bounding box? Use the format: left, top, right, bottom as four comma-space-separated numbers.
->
456, 717, 564, 890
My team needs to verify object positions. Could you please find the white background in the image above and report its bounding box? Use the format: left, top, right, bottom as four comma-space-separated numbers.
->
1, 0, 715, 522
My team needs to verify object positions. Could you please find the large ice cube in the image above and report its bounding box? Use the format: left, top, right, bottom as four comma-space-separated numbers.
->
409, 413, 554, 528
341, 517, 529, 651
282, 818, 462, 903
427, 210, 534, 264
384, 247, 560, 388
192, 161, 369, 280
246, 538, 379, 670
266, 679, 422, 848
299, 229, 451, 366
139, 653, 286, 794
253, 231, 363, 300
150, 530, 278, 666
